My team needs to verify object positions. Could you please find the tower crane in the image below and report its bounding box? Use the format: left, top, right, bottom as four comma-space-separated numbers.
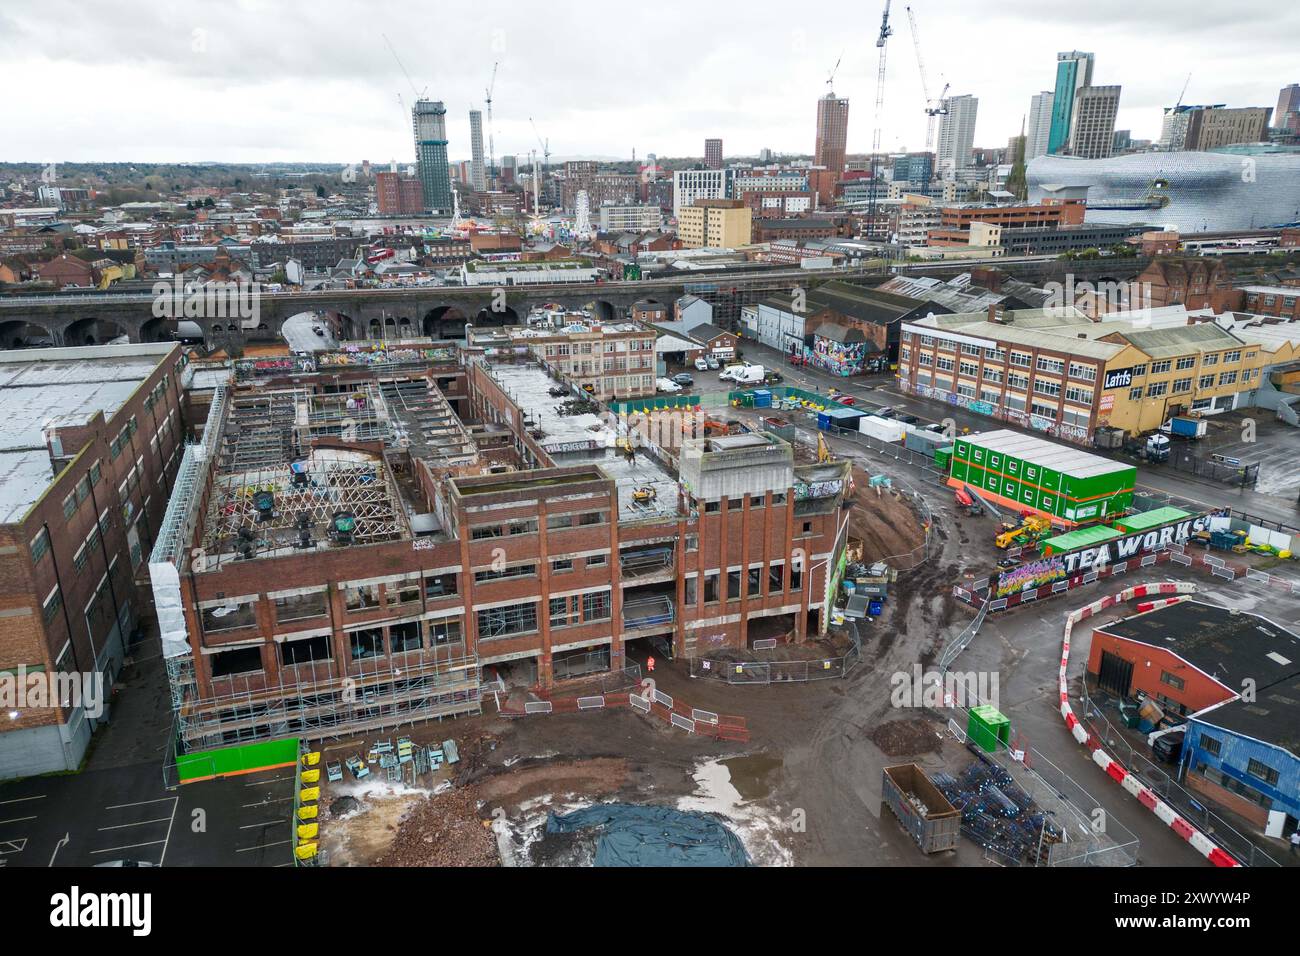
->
905, 5, 948, 148
866, 0, 894, 240
382, 34, 426, 100
825, 53, 843, 93
485, 62, 499, 186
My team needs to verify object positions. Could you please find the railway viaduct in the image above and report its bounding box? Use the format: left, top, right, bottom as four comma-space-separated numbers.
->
0, 257, 1146, 348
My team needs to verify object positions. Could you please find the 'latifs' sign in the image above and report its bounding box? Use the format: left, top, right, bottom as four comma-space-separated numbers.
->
1057, 514, 1212, 574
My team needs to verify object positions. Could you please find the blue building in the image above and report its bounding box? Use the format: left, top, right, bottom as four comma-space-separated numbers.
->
1047, 51, 1094, 155
892, 153, 934, 185
1182, 673, 1300, 837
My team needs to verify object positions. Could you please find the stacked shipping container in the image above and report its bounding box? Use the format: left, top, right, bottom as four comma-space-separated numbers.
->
946, 429, 1136, 526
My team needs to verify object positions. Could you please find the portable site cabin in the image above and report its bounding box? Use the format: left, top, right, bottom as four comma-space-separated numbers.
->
1039, 524, 1122, 558
946, 429, 1136, 526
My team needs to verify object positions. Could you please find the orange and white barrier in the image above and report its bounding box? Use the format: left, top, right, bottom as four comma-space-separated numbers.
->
1059, 581, 1239, 868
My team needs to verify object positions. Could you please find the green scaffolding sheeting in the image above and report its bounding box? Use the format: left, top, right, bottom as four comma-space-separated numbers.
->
547, 804, 751, 866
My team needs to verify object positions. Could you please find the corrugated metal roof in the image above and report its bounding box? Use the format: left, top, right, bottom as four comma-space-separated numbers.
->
1120, 323, 1244, 359
964, 429, 1132, 478
1042, 525, 1122, 552
1115, 506, 1191, 531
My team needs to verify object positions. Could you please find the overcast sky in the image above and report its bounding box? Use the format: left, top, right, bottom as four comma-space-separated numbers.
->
2, 0, 1296, 165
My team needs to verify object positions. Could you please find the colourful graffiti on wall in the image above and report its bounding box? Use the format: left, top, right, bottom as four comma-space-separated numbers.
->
803, 337, 869, 377
994, 556, 1067, 598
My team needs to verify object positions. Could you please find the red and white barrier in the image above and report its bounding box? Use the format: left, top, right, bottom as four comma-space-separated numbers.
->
1058, 581, 1240, 868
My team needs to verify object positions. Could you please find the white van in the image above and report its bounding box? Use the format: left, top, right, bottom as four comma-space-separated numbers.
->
656, 377, 682, 393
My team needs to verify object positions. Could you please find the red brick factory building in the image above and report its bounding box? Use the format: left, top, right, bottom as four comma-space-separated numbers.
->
148, 347, 851, 753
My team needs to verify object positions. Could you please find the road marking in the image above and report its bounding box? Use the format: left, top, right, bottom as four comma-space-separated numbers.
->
241, 797, 294, 808
236, 839, 291, 853
159, 796, 179, 867
0, 816, 38, 826
0, 839, 27, 854
244, 775, 294, 787
0, 795, 45, 806
90, 839, 166, 855
239, 821, 284, 829
48, 833, 68, 867
105, 797, 175, 810
97, 817, 172, 832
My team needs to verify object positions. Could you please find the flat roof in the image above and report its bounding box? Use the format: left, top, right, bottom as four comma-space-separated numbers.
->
1192, 673, 1300, 760
1042, 525, 1121, 552
963, 429, 1133, 479
1115, 507, 1191, 531
1098, 601, 1300, 694
485, 362, 680, 521
0, 344, 174, 525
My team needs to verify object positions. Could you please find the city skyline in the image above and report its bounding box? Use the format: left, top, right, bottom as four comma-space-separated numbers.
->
1, 0, 1297, 164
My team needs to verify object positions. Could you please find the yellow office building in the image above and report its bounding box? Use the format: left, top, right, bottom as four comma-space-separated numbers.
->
677, 199, 752, 249
898, 306, 1276, 445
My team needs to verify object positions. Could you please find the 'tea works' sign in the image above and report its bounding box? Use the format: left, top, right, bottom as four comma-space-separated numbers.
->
1056, 514, 1213, 575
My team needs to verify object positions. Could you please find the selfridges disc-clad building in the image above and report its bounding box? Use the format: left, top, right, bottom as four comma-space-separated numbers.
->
1027, 151, 1300, 232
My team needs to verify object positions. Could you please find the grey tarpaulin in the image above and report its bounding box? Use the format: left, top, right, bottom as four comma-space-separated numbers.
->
546, 804, 750, 867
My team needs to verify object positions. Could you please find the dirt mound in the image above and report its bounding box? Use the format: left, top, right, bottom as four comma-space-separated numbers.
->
376, 787, 499, 867
476, 757, 628, 807
848, 468, 926, 564
869, 717, 942, 757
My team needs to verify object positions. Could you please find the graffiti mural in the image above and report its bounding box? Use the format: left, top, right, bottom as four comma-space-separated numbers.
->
994, 557, 1067, 598
899, 382, 1091, 446
794, 478, 845, 500
803, 337, 868, 377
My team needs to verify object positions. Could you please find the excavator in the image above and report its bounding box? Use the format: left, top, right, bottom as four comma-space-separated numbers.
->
996, 514, 1052, 549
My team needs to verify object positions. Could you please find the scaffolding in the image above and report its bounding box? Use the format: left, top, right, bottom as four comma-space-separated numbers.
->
622, 594, 675, 630
216, 383, 394, 475
619, 545, 675, 578
379, 376, 477, 465
174, 643, 482, 752
201, 454, 408, 568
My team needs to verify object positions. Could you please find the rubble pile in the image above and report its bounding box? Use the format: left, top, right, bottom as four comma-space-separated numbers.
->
376, 787, 500, 867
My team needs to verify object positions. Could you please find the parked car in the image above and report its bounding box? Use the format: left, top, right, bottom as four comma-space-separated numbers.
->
312, 325, 325, 335
837, 395, 856, 405
1151, 730, 1185, 764
875, 406, 896, 418
705, 356, 720, 370
765, 371, 784, 384
898, 414, 919, 425
656, 377, 682, 393
694, 357, 709, 371
672, 373, 694, 387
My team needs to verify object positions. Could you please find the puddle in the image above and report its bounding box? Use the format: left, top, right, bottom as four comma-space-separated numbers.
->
721, 754, 783, 801
678, 756, 793, 866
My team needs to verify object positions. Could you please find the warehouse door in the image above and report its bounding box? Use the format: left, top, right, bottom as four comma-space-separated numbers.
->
1098, 651, 1134, 697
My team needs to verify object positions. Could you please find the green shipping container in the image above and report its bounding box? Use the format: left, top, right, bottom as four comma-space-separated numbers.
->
947, 429, 1135, 525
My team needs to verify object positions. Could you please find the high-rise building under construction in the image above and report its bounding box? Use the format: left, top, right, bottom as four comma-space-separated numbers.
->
413, 99, 452, 213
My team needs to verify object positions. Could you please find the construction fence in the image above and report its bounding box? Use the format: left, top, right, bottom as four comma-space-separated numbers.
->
931, 699, 1140, 866
687, 627, 863, 685
1079, 683, 1281, 868
497, 680, 749, 743
953, 542, 1300, 613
